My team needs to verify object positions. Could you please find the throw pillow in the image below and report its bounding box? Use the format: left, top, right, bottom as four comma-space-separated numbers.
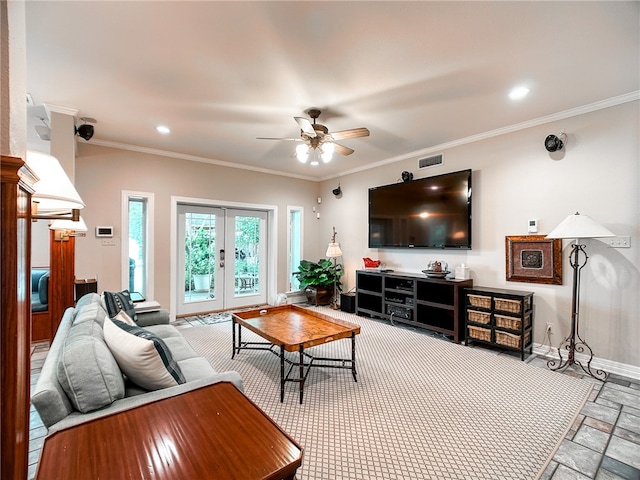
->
112, 310, 136, 326
103, 318, 186, 391
57, 318, 125, 413
103, 290, 137, 323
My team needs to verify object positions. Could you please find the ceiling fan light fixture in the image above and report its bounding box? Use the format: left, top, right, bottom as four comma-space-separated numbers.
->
321, 142, 334, 163
296, 144, 309, 163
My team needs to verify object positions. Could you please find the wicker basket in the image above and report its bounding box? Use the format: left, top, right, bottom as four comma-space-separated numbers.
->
468, 310, 491, 325
494, 298, 522, 314
524, 296, 532, 311
468, 294, 491, 309
495, 330, 531, 349
468, 325, 491, 342
524, 313, 532, 329
495, 314, 520, 331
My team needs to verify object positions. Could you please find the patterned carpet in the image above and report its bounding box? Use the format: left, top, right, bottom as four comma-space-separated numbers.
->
180, 307, 593, 480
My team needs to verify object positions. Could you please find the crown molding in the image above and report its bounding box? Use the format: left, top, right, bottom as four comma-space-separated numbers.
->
320, 91, 640, 181
84, 91, 639, 183
89, 139, 318, 182
44, 103, 79, 117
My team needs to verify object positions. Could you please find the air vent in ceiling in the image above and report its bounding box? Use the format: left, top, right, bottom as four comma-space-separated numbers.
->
418, 153, 444, 169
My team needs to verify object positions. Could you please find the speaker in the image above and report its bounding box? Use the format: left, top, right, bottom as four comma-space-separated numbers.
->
340, 293, 355, 313
545, 134, 564, 152
76, 124, 94, 141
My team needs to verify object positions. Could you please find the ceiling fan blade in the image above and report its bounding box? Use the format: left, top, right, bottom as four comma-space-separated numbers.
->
256, 137, 301, 141
334, 143, 355, 156
329, 127, 370, 141
294, 117, 317, 138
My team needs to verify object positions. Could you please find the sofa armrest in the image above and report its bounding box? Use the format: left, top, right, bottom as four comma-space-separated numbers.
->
135, 309, 170, 327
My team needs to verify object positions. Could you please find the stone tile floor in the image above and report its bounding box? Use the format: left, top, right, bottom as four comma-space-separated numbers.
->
28, 336, 640, 480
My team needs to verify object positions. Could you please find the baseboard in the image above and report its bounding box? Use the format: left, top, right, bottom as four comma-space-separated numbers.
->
533, 343, 640, 381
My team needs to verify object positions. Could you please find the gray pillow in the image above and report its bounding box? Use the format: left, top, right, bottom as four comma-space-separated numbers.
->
57, 318, 125, 413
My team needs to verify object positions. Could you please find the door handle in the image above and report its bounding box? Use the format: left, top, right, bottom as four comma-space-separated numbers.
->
219, 249, 225, 268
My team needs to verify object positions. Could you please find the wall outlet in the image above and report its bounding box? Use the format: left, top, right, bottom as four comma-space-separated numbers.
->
607, 236, 631, 248
101, 238, 116, 247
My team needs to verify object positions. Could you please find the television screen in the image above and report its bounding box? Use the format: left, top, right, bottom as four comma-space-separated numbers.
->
368, 169, 472, 249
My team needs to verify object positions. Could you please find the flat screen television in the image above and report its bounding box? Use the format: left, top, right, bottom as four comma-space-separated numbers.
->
368, 169, 472, 249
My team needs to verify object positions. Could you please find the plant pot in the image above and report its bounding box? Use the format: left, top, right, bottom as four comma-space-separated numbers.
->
305, 286, 333, 306
193, 274, 211, 292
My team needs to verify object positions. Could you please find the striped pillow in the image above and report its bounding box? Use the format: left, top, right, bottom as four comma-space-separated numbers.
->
103, 318, 186, 391
103, 290, 137, 323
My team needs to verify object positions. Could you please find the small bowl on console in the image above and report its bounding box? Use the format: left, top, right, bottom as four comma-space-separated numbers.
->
422, 260, 450, 278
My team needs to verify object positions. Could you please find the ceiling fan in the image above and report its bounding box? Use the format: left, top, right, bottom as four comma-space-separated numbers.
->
257, 108, 370, 164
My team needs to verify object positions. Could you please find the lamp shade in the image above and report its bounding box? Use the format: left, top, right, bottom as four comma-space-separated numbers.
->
546, 212, 615, 240
26, 150, 85, 212
49, 216, 87, 232
326, 242, 342, 258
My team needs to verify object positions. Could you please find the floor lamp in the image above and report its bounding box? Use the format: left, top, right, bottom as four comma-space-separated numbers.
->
545, 212, 615, 381
326, 227, 342, 310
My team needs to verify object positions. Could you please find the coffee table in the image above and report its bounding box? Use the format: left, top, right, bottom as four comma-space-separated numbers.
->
35, 382, 303, 480
232, 305, 361, 403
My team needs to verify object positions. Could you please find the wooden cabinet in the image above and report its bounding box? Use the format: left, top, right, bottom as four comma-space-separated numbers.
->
464, 286, 534, 360
355, 270, 472, 343
1, 155, 35, 480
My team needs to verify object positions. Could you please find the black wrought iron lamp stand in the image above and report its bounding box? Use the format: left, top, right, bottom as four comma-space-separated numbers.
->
547, 243, 608, 381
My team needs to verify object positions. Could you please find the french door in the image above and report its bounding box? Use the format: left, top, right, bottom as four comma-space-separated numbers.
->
177, 205, 267, 315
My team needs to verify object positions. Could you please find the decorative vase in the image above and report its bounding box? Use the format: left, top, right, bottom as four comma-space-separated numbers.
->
305, 286, 333, 306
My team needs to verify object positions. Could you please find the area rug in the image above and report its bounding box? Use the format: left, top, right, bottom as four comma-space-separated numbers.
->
181, 307, 593, 480
180, 311, 231, 325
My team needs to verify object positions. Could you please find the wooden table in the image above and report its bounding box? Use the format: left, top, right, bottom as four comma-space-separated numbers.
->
36, 382, 303, 480
232, 305, 361, 403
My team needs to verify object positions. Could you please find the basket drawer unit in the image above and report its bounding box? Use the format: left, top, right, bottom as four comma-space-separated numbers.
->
464, 287, 534, 360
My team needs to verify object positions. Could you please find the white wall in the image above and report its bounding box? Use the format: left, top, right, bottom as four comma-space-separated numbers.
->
73, 101, 638, 370
318, 101, 639, 369
73, 145, 322, 307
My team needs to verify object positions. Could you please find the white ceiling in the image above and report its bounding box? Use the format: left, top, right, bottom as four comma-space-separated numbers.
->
25, 1, 639, 181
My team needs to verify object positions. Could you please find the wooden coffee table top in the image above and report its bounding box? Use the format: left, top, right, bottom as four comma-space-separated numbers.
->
232, 304, 361, 352
36, 382, 303, 480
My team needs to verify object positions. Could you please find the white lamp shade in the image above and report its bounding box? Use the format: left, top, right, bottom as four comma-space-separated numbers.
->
49, 216, 88, 232
296, 144, 309, 163
326, 242, 342, 258
546, 212, 615, 240
27, 151, 85, 212
321, 142, 334, 163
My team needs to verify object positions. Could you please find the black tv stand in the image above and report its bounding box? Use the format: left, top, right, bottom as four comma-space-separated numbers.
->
355, 270, 473, 343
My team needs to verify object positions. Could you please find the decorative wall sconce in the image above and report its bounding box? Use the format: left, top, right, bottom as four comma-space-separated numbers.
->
49, 217, 88, 241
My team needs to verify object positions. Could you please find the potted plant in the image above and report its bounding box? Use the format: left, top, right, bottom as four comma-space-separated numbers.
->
186, 227, 213, 292
294, 259, 343, 306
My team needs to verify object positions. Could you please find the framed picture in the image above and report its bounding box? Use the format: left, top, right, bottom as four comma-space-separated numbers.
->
505, 235, 563, 285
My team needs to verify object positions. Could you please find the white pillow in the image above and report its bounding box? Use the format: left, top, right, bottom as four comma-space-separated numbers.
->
103, 318, 186, 391
112, 310, 136, 326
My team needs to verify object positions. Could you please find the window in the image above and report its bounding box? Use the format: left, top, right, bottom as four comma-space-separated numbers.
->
288, 206, 303, 291
122, 191, 154, 299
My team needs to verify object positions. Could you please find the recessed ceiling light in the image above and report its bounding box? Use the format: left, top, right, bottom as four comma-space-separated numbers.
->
155, 125, 171, 134
509, 86, 531, 101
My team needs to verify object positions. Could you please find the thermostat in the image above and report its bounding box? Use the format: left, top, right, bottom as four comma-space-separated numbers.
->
95, 226, 114, 237
528, 219, 538, 233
